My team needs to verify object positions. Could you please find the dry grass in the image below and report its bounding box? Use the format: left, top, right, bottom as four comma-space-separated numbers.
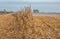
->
33, 16, 60, 39
0, 8, 60, 39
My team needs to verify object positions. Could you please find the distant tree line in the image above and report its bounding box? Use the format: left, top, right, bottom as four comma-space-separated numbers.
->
33, 9, 39, 13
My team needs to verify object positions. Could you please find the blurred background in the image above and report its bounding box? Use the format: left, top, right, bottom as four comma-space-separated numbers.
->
0, 0, 60, 13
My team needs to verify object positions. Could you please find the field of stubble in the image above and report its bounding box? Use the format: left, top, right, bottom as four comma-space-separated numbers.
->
33, 14, 60, 39
0, 13, 60, 39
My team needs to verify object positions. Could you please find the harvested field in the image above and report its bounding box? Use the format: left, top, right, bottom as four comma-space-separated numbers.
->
0, 8, 60, 39
33, 15, 60, 39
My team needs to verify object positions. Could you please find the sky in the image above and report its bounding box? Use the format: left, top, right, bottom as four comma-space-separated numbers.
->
0, 0, 60, 13
0, 0, 60, 2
